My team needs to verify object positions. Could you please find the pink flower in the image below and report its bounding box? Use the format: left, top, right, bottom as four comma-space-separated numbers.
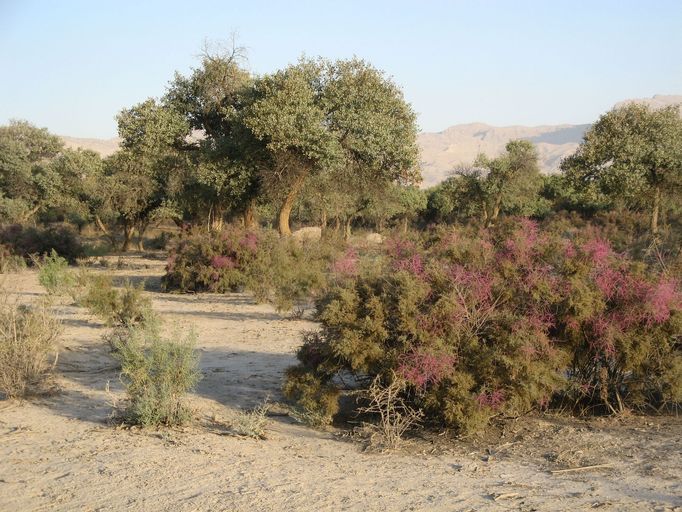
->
331, 248, 359, 277
476, 389, 505, 410
394, 253, 425, 277
239, 232, 259, 253
211, 255, 235, 269
398, 349, 456, 389
582, 238, 611, 266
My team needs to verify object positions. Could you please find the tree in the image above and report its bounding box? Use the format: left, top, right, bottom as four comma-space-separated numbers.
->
562, 103, 682, 234
245, 57, 420, 236
165, 46, 264, 230
0, 120, 64, 222
46, 148, 104, 230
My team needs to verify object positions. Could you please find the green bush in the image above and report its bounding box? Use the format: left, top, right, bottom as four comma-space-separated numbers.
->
0, 299, 61, 398
81, 276, 156, 328
284, 220, 682, 434
36, 250, 75, 295
113, 325, 200, 426
0, 224, 84, 263
163, 226, 337, 312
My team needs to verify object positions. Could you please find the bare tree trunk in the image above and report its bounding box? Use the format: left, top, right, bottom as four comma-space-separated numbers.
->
344, 217, 353, 241
378, 218, 385, 233
320, 210, 327, 231
208, 204, 224, 232
650, 183, 661, 235
136, 222, 149, 252
278, 173, 307, 237
402, 216, 408, 233
334, 216, 341, 233
95, 215, 118, 248
121, 223, 135, 252
243, 198, 256, 229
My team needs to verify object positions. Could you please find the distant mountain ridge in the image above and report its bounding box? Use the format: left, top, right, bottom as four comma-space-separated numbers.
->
59, 94, 682, 188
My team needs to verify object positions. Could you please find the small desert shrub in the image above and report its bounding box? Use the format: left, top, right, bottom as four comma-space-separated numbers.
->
0, 224, 84, 263
0, 299, 61, 398
113, 326, 200, 426
0, 244, 26, 273
163, 226, 335, 312
285, 219, 682, 434
35, 250, 75, 295
229, 399, 271, 439
81, 276, 156, 328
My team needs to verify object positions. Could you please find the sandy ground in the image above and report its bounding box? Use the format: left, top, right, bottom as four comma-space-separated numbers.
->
1, 255, 680, 512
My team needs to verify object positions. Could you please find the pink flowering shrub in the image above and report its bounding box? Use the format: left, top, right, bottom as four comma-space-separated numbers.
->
162, 225, 264, 293
285, 219, 682, 434
163, 225, 338, 312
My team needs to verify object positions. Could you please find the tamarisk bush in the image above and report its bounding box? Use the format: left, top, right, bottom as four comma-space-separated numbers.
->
285, 219, 682, 434
163, 226, 336, 312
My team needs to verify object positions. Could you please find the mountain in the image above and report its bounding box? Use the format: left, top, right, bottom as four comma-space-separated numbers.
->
60, 136, 120, 157
418, 94, 682, 187
418, 123, 589, 186
58, 95, 681, 187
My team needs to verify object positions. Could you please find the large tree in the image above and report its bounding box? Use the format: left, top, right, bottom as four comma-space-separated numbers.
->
165, 47, 264, 230
245, 57, 420, 236
562, 103, 682, 234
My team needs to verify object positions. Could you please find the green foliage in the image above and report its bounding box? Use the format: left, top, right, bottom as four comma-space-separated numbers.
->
36, 250, 74, 295
80, 275, 156, 328
163, 225, 336, 312
562, 103, 682, 233
245, 57, 420, 235
113, 325, 200, 426
285, 220, 682, 434
0, 223, 84, 263
0, 298, 61, 398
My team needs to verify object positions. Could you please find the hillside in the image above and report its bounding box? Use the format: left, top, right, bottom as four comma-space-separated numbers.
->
417, 94, 682, 187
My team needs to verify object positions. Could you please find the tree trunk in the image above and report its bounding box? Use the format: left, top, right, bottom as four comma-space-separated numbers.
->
402, 216, 408, 234
278, 172, 307, 237
320, 210, 327, 231
487, 193, 502, 228
243, 198, 256, 229
136, 222, 149, 252
208, 204, 224, 232
121, 223, 135, 252
378, 218, 385, 233
334, 216, 341, 233
650, 183, 661, 235
95, 215, 118, 247
344, 217, 353, 241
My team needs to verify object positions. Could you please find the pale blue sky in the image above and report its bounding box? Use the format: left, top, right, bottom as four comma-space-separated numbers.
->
1, 0, 680, 138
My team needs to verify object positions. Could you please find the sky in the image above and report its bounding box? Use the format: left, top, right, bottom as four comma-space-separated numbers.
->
1, 0, 681, 138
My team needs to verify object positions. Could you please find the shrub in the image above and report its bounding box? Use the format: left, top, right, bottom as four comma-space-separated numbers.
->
229, 399, 271, 439
0, 244, 26, 273
163, 226, 336, 312
113, 325, 200, 426
284, 219, 682, 434
162, 226, 261, 293
556, 235, 682, 412
80, 276, 156, 328
35, 250, 75, 295
0, 224, 84, 263
0, 299, 61, 398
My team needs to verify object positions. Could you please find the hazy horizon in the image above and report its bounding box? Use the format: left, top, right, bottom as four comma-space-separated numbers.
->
2, 0, 681, 138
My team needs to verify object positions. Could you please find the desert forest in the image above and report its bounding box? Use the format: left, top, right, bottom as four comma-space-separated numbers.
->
1, 5, 681, 511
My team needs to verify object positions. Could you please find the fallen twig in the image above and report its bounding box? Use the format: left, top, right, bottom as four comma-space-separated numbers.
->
550, 463, 614, 474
